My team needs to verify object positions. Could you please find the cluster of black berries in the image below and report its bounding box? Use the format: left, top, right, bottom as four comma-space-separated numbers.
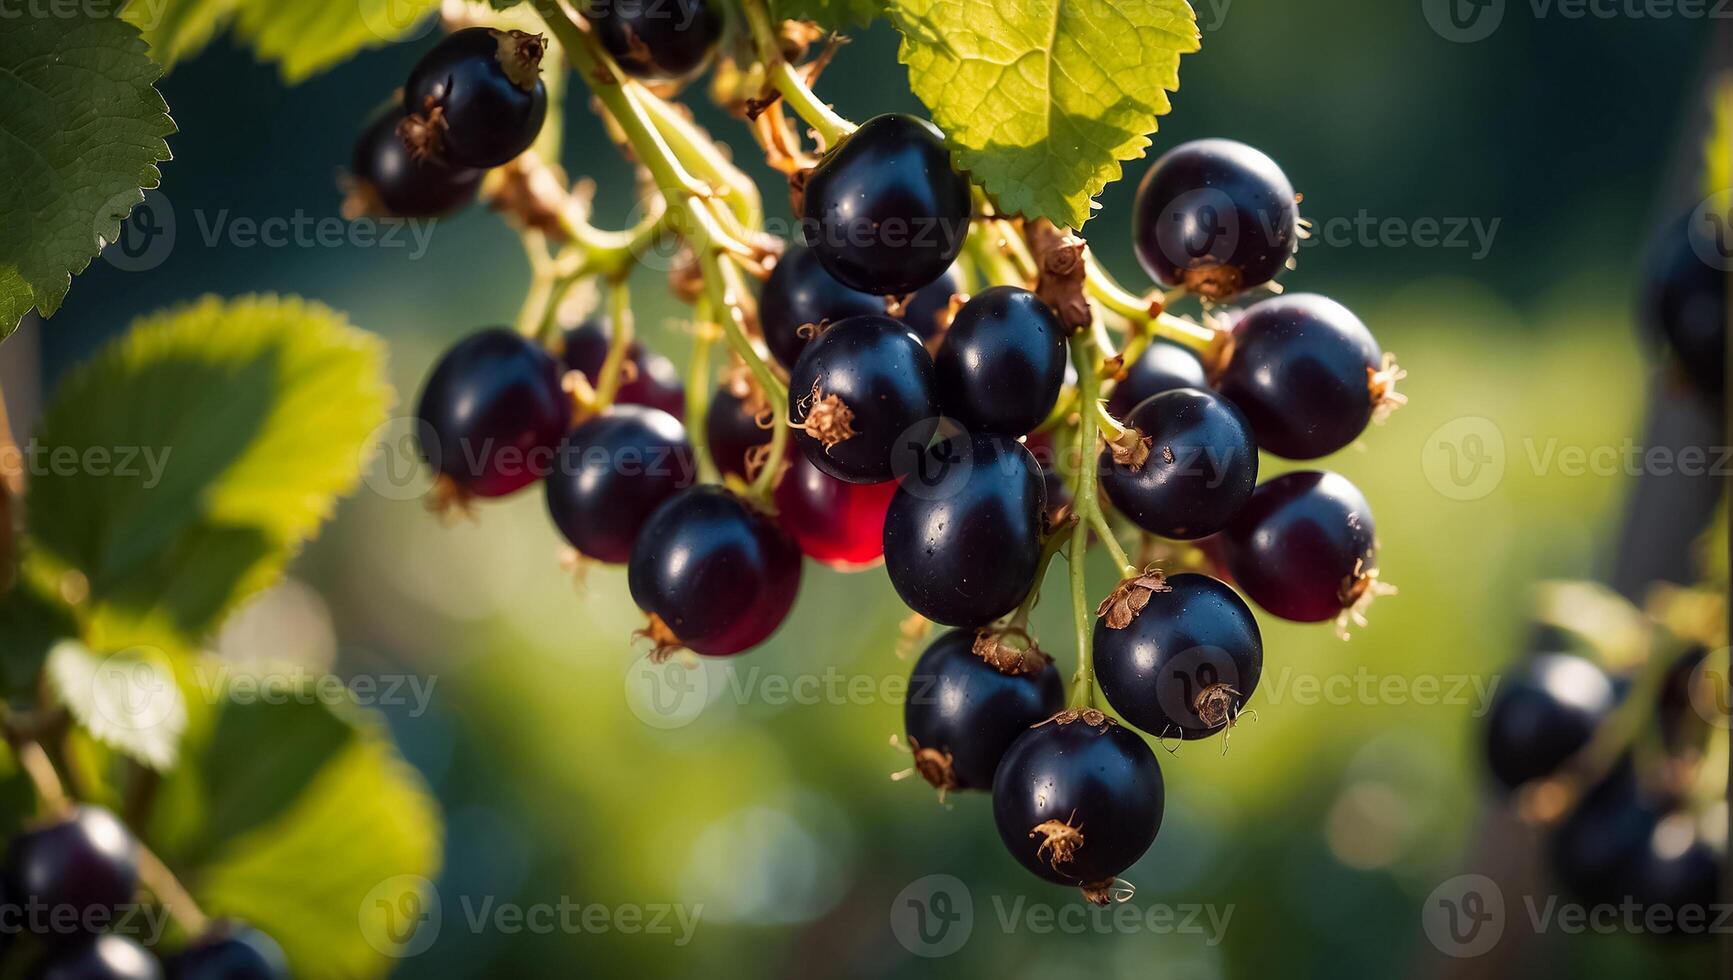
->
0, 807, 285, 977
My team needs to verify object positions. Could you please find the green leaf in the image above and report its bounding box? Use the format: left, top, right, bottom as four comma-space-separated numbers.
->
0, 7, 175, 339
153, 677, 442, 978
27, 295, 393, 653
124, 0, 442, 82
45, 640, 187, 770
1705, 77, 1733, 199
775, 0, 885, 28
888, 0, 1198, 228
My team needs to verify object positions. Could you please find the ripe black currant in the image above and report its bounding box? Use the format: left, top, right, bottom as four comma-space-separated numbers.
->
901, 263, 968, 346
347, 108, 481, 218
4, 807, 138, 942
991, 710, 1165, 902
934, 286, 1068, 437
882, 433, 1046, 628
166, 924, 288, 980
416, 329, 569, 499
1132, 138, 1299, 300
705, 384, 772, 479
1628, 815, 1722, 919
1098, 387, 1257, 540
787, 315, 939, 484
1104, 340, 1209, 421
589, 0, 724, 82
772, 451, 897, 570
627, 486, 803, 656
1220, 471, 1381, 624
1093, 572, 1263, 740
32, 934, 161, 980
760, 247, 885, 369
546, 405, 696, 564
1483, 654, 1617, 791
1215, 294, 1394, 460
561, 317, 687, 419
1547, 765, 1660, 906
903, 630, 1064, 794
401, 28, 548, 169
1644, 211, 1727, 398
801, 114, 972, 296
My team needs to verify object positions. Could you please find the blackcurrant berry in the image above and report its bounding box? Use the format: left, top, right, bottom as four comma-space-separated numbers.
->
882, 433, 1046, 628
1093, 572, 1263, 740
1548, 765, 1659, 906
901, 263, 968, 346
401, 28, 548, 169
589, 0, 724, 81
801, 114, 972, 296
4, 807, 138, 942
1483, 654, 1617, 791
1629, 815, 1722, 920
1132, 138, 1299, 300
773, 451, 897, 570
760, 247, 885, 369
903, 630, 1064, 794
934, 286, 1068, 437
561, 317, 687, 419
546, 406, 696, 564
705, 385, 772, 479
416, 329, 568, 499
628, 486, 803, 656
1098, 388, 1257, 540
1215, 294, 1394, 460
1104, 340, 1209, 422
166, 924, 288, 980
1220, 471, 1381, 624
787, 315, 939, 484
1644, 211, 1727, 398
347, 108, 482, 218
992, 710, 1165, 901
31, 935, 161, 980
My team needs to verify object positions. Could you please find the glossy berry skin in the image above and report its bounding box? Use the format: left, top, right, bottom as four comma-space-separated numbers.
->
883, 434, 1045, 628
546, 406, 696, 564
1645, 211, 1726, 398
402, 28, 547, 168
1548, 766, 1659, 906
992, 713, 1165, 890
1216, 294, 1382, 459
904, 631, 1064, 793
590, 0, 723, 81
1220, 471, 1377, 623
349, 108, 481, 217
1484, 654, 1618, 791
801, 114, 972, 296
166, 924, 289, 980
1099, 388, 1257, 540
1105, 340, 1209, 421
628, 486, 803, 656
901, 263, 968, 345
4, 807, 138, 942
561, 318, 686, 419
705, 386, 772, 479
773, 451, 897, 570
934, 287, 1068, 437
416, 329, 568, 498
32, 935, 162, 980
761, 247, 885, 369
787, 315, 939, 484
1093, 573, 1263, 740
1133, 138, 1299, 299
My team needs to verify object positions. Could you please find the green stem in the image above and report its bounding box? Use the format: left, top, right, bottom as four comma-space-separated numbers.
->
1084, 261, 1216, 356
1066, 331, 1106, 710
1089, 508, 1135, 578
686, 315, 718, 483
636, 85, 763, 227
739, 0, 857, 148
593, 278, 634, 407
1010, 516, 1079, 624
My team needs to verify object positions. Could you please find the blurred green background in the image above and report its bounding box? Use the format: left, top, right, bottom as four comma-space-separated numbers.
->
26, 2, 1729, 976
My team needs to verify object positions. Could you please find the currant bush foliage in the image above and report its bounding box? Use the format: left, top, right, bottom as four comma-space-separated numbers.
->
124, 0, 444, 81
0, 6, 174, 339
46, 639, 187, 770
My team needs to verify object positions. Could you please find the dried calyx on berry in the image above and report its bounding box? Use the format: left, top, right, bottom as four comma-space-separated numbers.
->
400, 28, 549, 169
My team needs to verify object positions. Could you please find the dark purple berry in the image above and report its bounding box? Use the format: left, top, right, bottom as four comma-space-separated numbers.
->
4, 807, 138, 943
788, 315, 939, 484
1484, 654, 1617, 791
401, 28, 548, 169
1098, 388, 1257, 540
166, 924, 288, 980
546, 406, 696, 564
773, 451, 897, 570
1093, 572, 1263, 740
1133, 138, 1299, 299
934, 286, 1068, 437
1644, 210, 1727, 398
760, 247, 886, 369
1548, 766, 1661, 907
31, 934, 161, 980
903, 630, 1064, 793
1105, 340, 1208, 421
1629, 816, 1722, 923
801, 114, 972, 296
348, 108, 481, 218
416, 329, 568, 498
1220, 471, 1379, 623
900, 263, 967, 345
589, 0, 723, 81
705, 385, 772, 479
560, 317, 686, 419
